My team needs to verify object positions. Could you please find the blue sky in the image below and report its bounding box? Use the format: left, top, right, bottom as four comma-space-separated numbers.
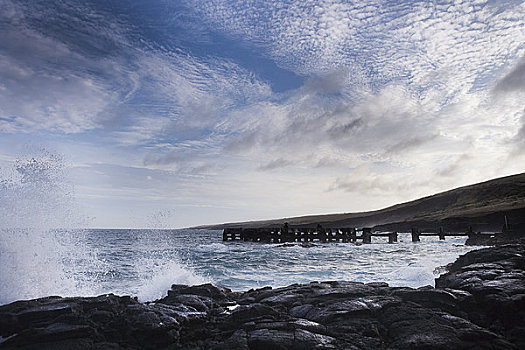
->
1, 0, 524, 228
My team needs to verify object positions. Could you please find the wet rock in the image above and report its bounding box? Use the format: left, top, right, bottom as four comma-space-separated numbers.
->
215, 329, 249, 350
229, 303, 280, 324
392, 288, 458, 310
293, 329, 336, 349
260, 292, 304, 306
163, 294, 213, 312
435, 244, 525, 348
247, 329, 294, 349
166, 283, 235, 302
380, 304, 514, 349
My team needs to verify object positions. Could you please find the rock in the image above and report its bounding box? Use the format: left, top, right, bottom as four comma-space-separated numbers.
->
228, 303, 280, 324
162, 294, 213, 312
293, 329, 336, 349
260, 292, 304, 306
292, 319, 327, 334
215, 329, 249, 350
435, 244, 525, 348
247, 329, 294, 349
275, 242, 318, 248
466, 233, 525, 246
366, 282, 389, 288
164, 283, 235, 303
392, 288, 458, 310
0, 295, 184, 350
380, 304, 514, 349
276, 243, 296, 248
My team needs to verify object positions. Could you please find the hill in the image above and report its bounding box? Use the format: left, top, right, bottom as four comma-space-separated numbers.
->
199, 172, 525, 232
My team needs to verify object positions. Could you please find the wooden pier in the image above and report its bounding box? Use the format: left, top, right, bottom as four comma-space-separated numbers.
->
222, 224, 493, 244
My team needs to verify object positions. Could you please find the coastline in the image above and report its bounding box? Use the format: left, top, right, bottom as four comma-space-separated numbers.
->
1, 240, 524, 349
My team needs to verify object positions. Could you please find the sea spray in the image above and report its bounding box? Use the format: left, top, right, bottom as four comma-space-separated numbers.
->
135, 260, 206, 302
131, 211, 208, 301
0, 152, 99, 304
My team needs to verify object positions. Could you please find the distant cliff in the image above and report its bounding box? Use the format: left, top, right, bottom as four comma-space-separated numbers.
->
199, 172, 525, 232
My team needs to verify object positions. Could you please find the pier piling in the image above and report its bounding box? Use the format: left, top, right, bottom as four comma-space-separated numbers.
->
362, 228, 372, 244
411, 228, 420, 242
388, 231, 398, 243
439, 227, 445, 240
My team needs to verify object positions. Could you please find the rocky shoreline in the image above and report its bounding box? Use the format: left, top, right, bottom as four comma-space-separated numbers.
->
1, 243, 524, 349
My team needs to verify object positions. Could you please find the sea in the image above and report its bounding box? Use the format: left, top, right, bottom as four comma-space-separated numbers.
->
0, 227, 478, 305
0, 155, 480, 305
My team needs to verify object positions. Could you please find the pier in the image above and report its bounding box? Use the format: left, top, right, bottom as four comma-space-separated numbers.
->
222, 224, 494, 244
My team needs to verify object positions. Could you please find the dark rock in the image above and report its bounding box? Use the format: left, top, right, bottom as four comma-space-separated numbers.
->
380, 304, 514, 349
276, 243, 296, 248
435, 244, 525, 348
293, 329, 336, 349
291, 318, 327, 334
300, 242, 318, 248
166, 283, 235, 302
215, 329, 249, 350
247, 329, 294, 349
229, 303, 280, 324
163, 294, 213, 312
260, 292, 304, 306
366, 282, 389, 288
466, 233, 525, 246
392, 288, 458, 310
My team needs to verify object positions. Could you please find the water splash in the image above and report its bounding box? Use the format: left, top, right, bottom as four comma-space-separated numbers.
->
0, 152, 97, 304
135, 260, 206, 302
1, 153, 78, 229
132, 213, 208, 301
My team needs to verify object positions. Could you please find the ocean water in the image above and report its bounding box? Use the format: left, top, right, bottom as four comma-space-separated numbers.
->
0, 154, 480, 305
0, 227, 478, 305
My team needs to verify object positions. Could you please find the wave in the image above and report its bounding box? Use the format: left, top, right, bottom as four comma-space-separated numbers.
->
0, 153, 97, 304
135, 260, 207, 302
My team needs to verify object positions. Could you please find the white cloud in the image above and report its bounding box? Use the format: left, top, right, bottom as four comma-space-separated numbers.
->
0, 0, 273, 142
1, 0, 525, 227
190, 0, 525, 100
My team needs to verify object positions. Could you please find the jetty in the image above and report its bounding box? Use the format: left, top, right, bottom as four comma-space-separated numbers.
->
222, 224, 496, 244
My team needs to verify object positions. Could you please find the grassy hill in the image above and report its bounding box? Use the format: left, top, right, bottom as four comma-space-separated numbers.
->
200, 172, 525, 232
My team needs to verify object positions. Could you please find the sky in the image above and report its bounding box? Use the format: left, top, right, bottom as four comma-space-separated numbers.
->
0, 0, 524, 228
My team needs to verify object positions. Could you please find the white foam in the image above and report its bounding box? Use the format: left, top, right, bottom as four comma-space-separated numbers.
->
135, 260, 207, 302
196, 242, 229, 253
386, 263, 437, 288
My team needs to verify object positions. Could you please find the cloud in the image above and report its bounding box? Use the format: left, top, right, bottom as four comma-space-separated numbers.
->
304, 68, 351, 95
494, 57, 525, 93
0, 0, 272, 143
314, 157, 347, 169
224, 84, 430, 167
0, 0, 135, 133
258, 158, 296, 171
329, 164, 432, 197
190, 0, 525, 96
436, 154, 474, 178
143, 151, 189, 167
327, 118, 364, 139
1, 0, 525, 227
386, 135, 439, 155
511, 109, 525, 156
